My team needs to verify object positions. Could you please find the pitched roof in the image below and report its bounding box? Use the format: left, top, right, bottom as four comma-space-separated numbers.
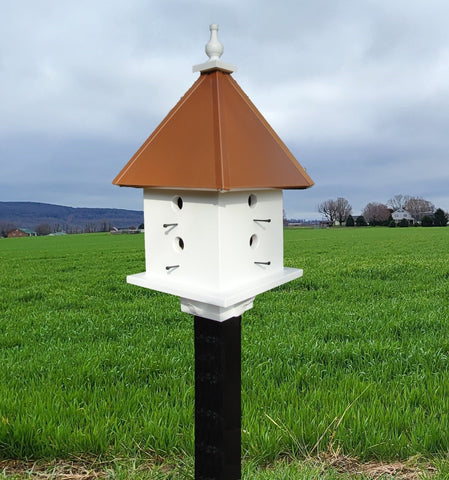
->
113, 70, 313, 190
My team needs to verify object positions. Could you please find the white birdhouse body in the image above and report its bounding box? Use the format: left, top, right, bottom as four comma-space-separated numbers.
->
127, 188, 301, 320
145, 188, 284, 288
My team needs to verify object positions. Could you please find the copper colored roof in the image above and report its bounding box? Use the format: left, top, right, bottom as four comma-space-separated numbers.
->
113, 70, 314, 190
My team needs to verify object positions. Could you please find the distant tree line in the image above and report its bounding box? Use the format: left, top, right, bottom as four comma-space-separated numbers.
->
0, 219, 141, 237
318, 194, 448, 227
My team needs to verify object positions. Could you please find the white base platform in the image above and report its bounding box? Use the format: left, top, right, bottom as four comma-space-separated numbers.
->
180, 297, 255, 321
127, 267, 302, 321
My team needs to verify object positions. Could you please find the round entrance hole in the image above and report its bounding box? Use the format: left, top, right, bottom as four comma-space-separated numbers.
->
172, 196, 183, 210
248, 194, 257, 208
174, 237, 184, 252
249, 234, 258, 249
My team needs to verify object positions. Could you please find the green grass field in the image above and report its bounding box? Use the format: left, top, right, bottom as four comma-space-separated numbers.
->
1, 227, 449, 478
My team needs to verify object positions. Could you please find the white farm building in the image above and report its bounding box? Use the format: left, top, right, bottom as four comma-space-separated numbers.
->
392, 208, 414, 224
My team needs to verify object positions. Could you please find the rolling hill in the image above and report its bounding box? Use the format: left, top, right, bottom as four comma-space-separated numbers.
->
0, 201, 143, 233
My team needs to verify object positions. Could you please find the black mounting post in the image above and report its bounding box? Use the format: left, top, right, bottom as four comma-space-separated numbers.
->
194, 315, 241, 480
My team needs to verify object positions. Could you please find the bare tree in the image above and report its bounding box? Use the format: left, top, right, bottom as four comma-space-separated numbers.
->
318, 198, 351, 225
35, 223, 52, 236
100, 219, 113, 232
318, 199, 338, 224
404, 196, 435, 221
362, 203, 390, 225
387, 194, 411, 211
67, 224, 81, 234
84, 223, 97, 233
0, 222, 16, 238
335, 197, 352, 224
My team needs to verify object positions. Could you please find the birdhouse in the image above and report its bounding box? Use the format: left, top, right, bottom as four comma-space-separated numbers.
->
113, 24, 313, 321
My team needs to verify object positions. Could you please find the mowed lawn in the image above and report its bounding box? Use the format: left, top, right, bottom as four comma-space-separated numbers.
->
1, 227, 449, 477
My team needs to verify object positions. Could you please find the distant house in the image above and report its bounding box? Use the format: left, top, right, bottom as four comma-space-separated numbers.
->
110, 226, 142, 235
392, 208, 414, 224
8, 228, 37, 238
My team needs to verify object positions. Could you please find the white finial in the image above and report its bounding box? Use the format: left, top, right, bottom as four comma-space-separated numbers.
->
205, 24, 224, 61
192, 24, 237, 74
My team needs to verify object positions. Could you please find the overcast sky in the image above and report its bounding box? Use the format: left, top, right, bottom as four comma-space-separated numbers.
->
1, 0, 448, 219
